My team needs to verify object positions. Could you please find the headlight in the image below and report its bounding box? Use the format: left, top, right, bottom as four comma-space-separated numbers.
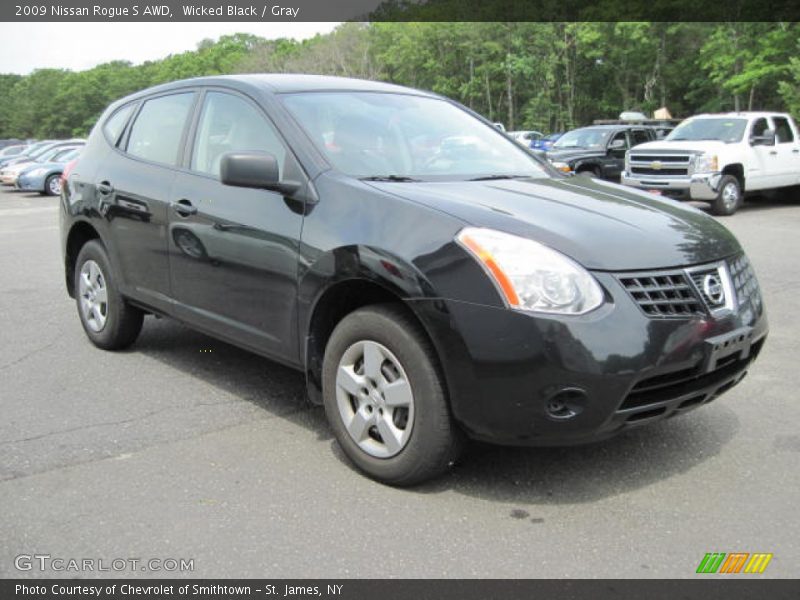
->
456, 227, 604, 315
549, 161, 572, 173
693, 153, 718, 173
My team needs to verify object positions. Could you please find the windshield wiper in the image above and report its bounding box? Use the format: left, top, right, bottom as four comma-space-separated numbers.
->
360, 175, 420, 182
468, 174, 529, 181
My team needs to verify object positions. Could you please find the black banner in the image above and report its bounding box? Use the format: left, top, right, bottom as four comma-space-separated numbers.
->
4, 579, 800, 600
3, 0, 800, 22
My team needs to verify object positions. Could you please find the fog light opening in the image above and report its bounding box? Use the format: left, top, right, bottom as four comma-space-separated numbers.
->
544, 388, 587, 421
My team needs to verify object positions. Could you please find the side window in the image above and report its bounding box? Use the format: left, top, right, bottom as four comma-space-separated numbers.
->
126, 93, 195, 166
630, 129, 650, 146
751, 118, 769, 138
103, 104, 135, 146
610, 130, 629, 150
772, 117, 794, 144
192, 92, 287, 178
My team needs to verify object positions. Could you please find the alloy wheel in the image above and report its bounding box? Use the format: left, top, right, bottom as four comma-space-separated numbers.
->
78, 260, 108, 332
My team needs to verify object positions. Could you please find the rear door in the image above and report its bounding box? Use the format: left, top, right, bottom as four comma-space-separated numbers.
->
770, 116, 800, 187
746, 117, 781, 190
167, 89, 305, 362
100, 92, 197, 308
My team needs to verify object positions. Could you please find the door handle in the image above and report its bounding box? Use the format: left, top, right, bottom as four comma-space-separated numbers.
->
769, 151, 778, 155
96, 181, 114, 195
793, 149, 799, 154
171, 199, 197, 217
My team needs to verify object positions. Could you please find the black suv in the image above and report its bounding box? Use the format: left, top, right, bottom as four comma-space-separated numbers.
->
61, 75, 767, 485
545, 124, 656, 180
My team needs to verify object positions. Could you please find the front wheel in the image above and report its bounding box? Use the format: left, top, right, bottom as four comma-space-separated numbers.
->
711, 175, 742, 216
44, 173, 61, 196
74, 240, 143, 350
322, 304, 462, 486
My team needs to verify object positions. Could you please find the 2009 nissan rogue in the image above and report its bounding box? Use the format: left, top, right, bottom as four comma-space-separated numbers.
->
60, 75, 768, 485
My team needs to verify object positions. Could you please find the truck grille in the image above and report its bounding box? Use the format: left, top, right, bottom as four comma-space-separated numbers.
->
631, 166, 688, 176
628, 152, 692, 178
618, 271, 704, 317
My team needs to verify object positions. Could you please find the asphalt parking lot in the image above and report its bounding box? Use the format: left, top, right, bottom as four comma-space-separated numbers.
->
0, 185, 798, 579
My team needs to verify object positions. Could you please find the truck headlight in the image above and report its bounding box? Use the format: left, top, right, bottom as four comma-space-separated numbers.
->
694, 153, 718, 173
549, 161, 572, 173
456, 227, 604, 315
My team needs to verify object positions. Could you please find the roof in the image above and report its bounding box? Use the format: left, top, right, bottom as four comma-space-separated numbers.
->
692, 111, 792, 119
120, 73, 435, 101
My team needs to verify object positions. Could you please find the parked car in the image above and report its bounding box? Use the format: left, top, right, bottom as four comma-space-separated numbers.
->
545, 124, 656, 180
509, 130, 543, 146
530, 131, 563, 151
16, 147, 82, 195
622, 112, 800, 215
61, 75, 767, 485
0, 138, 24, 150
0, 142, 85, 185
0, 139, 68, 169
0, 144, 28, 159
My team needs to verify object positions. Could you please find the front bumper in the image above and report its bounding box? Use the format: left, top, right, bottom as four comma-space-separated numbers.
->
15, 175, 41, 192
0, 174, 19, 186
621, 171, 721, 201
411, 268, 767, 446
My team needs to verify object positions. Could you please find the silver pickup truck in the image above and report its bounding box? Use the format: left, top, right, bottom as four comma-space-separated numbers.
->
621, 112, 800, 215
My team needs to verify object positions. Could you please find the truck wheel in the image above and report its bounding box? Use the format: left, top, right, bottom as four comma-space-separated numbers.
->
75, 240, 144, 350
322, 304, 463, 486
711, 175, 741, 216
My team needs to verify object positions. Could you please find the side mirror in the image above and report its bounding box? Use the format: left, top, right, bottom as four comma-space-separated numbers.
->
220, 151, 300, 195
750, 129, 776, 146
609, 139, 626, 150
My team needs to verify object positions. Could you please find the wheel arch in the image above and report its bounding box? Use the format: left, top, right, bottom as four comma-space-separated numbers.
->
722, 163, 745, 191
64, 220, 103, 298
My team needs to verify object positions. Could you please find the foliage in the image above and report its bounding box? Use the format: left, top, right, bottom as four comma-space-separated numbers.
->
1, 23, 798, 139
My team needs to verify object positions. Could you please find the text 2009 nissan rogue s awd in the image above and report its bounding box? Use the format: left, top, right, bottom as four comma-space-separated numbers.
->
60, 75, 767, 485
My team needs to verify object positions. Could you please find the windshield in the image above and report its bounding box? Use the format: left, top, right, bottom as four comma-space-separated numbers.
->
281, 92, 546, 180
552, 128, 610, 149
24, 142, 51, 156
666, 118, 747, 143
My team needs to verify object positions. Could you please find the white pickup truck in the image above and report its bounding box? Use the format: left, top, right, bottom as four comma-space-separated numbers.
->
621, 112, 800, 215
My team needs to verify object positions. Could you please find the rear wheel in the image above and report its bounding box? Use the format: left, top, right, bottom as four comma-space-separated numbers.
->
711, 175, 742, 216
75, 240, 143, 350
322, 304, 462, 486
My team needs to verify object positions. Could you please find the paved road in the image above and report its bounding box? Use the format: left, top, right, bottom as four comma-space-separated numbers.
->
0, 186, 798, 579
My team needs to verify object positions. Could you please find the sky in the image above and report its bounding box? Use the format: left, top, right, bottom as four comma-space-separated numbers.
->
0, 22, 340, 74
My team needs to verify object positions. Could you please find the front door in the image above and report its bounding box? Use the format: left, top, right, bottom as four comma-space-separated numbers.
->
167, 90, 305, 362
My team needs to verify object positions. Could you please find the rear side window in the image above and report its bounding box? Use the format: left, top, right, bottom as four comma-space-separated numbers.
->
126, 93, 195, 166
630, 129, 650, 146
103, 104, 135, 146
772, 117, 794, 143
191, 92, 287, 178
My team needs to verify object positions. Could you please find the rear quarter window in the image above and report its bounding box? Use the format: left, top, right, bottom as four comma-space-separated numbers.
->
103, 103, 136, 146
125, 93, 195, 166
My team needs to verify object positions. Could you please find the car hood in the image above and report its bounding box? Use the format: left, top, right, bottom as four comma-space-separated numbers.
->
545, 148, 605, 161
366, 176, 741, 271
630, 140, 728, 153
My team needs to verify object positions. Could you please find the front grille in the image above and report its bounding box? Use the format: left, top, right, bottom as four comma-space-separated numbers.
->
618, 271, 704, 317
631, 166, 688, 176
729, 255, 763, 314
617, 253, 762, 319
630, 154, 689, 163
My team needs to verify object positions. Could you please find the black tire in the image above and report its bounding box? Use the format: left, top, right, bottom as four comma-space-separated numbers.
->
44, 173, 61, 196
578, 167, 600, 179
322, 304, 462, 486
74, 240, 143, 350
710, 174, 742, 216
